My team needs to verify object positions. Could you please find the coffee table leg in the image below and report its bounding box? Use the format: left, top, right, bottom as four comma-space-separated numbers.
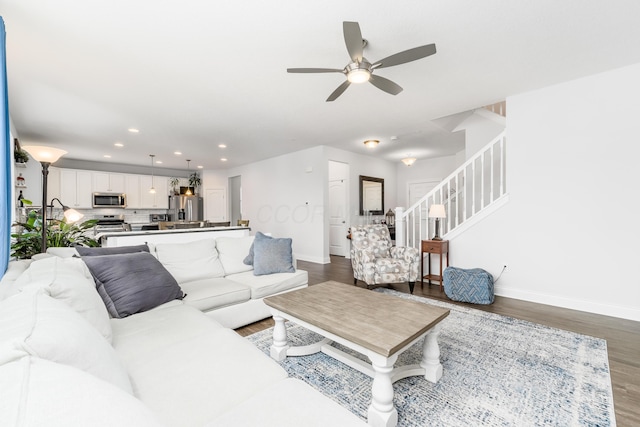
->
420, 323, 443, 383
367, 352, 399, 427
270, 314, 289, 361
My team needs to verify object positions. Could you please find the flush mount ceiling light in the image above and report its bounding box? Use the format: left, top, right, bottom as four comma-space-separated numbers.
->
363, 139, 379, 149
114, 142, 124, 147
128, 128, 139, 133
401, 156, 417, 166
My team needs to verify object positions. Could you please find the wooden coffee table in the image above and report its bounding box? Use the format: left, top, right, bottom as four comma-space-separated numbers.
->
264, 281, 450, 427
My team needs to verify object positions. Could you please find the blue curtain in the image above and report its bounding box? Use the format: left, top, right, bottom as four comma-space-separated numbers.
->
0, 17, 10, 274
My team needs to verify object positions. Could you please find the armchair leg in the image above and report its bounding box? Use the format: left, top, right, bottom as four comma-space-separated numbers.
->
409, 281, 415, 294
354, 278, 357, 285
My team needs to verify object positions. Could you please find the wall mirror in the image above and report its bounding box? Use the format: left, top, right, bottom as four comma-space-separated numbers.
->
359, 175, 384, 215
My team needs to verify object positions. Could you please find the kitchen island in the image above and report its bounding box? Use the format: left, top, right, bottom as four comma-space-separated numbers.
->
98, 226, 250, 247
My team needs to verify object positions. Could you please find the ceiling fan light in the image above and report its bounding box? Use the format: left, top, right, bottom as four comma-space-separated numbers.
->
347, 69, 371, 83
363, 139, 379, 149
402, 157, 417, 166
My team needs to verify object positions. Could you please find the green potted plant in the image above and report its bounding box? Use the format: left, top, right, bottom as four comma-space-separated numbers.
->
169, 177, 180, 195
11, 209, 99, 259
188, 173, 201, 195
14, 147, 29, 164
13, 138, 29, 164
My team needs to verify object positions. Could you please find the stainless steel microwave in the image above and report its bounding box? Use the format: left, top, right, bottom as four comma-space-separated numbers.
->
92, 193, 127, 208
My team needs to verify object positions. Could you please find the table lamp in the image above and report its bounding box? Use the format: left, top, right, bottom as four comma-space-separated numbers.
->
428, 204, 446, 241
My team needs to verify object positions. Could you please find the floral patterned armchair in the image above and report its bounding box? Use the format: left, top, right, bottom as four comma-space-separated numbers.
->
350, 224, 420, 293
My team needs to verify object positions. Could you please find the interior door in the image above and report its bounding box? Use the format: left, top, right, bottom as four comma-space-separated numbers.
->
205, 188, 226, 221
329, 179, 347, 256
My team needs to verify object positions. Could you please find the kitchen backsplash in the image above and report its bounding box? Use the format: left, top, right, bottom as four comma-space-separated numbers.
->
49, 207, 168, 224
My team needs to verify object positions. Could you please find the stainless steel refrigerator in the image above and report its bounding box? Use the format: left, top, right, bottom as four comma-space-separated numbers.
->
168, 195, 203, 221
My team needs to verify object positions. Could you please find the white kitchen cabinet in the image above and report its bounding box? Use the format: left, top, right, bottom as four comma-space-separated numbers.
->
124, 174, 140, 208
60, 169, 93, 208
139, 175, 168, 209
93, 172, 125, 193
47, 166, 61, 203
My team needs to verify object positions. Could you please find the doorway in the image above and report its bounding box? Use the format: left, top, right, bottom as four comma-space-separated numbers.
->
229, 175, 241, 226
328, 161, 349, 257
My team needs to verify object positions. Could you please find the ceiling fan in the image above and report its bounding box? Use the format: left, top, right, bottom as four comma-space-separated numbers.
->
287, 21, 437, 102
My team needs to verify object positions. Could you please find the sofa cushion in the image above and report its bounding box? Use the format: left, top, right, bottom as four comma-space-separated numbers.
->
215, 235, 255, 275
153, 238, 225, 282
45, 246, 80, 258
252, 232, 295, 276
243, 231, 270, 265
226, 269, 308, 299
76, 244, 150, 256
180, 278, 251, 311
0, 291, 133, 393
111, 306, 288, 426
83, 252, 184, 318
15, 257, 113, 342
0, 357, 161, 427
209, 378, 366, 426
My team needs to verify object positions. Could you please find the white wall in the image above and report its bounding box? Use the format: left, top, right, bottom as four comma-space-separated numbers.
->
395, 154, 461, 207
203, 145, 398, 264
455, 110, 506, 160
449, 62, 640, 321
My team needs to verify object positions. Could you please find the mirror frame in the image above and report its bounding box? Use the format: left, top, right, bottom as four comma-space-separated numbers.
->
359, 175, 384, 216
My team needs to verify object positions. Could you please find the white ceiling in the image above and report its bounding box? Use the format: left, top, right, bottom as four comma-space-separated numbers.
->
4, 0, 640, 171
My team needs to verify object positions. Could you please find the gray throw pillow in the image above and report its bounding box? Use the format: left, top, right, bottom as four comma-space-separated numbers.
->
82, 252, 184, 318
253, 234, 295, 276
243, 232, 270, 265
76, 244, 149, 257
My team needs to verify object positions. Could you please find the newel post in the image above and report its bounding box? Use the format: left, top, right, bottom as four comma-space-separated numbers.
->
395, 207, 405, 247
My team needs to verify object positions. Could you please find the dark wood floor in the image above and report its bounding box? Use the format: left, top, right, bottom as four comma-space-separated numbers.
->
236, 256, 640, 427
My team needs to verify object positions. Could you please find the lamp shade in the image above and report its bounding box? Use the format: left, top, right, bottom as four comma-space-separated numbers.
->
428, 204, 446, 218
22, 146, 67, 163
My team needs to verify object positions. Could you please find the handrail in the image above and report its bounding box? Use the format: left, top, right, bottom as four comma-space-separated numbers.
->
396, 131, 507, 249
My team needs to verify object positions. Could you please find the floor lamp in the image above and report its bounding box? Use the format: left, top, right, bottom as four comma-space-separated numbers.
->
22, 146, 67, 253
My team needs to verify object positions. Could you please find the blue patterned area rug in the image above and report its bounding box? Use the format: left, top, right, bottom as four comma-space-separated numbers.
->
247, 288, 615, 427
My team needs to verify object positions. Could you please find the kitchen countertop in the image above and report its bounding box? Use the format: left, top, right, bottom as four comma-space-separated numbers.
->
96, 225, 249, 240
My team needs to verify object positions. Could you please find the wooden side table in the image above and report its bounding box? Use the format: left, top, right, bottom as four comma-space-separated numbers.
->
421, 240, 449, 291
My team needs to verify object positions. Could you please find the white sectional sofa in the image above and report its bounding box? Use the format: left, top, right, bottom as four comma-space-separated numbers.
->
0, 251, 365, 426
39, 233, 308, 329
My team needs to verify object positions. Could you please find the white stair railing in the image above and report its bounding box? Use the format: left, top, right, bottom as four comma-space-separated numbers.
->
396, 131, 507, 249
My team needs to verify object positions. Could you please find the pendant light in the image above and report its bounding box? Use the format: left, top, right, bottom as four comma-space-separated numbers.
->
185, 160, 192, 195
149, 154, 156, 194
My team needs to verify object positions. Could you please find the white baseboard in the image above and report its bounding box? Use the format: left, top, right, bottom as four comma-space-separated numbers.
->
296, 253, 331, 264
495, 285, 640, 322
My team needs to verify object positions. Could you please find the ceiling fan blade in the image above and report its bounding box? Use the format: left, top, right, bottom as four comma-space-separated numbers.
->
326, 80, 351, 102
369, 75, 403, 95
287, 68, 343, 73
343, 21, 364, 62
373, 44, 437, 69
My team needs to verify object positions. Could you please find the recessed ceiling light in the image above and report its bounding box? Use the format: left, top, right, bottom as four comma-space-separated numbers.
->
114, 142, 124, 147
218, 144, 227, 148
174, 151, 182, 155
197, 165, 203, 169
220, 158, 228, 162
103, 155, 111, 158
155, 160, 163, 164
128, 128, 139, 133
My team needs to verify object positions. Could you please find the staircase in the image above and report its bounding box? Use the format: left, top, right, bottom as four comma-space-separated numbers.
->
396, 130, 508, 249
